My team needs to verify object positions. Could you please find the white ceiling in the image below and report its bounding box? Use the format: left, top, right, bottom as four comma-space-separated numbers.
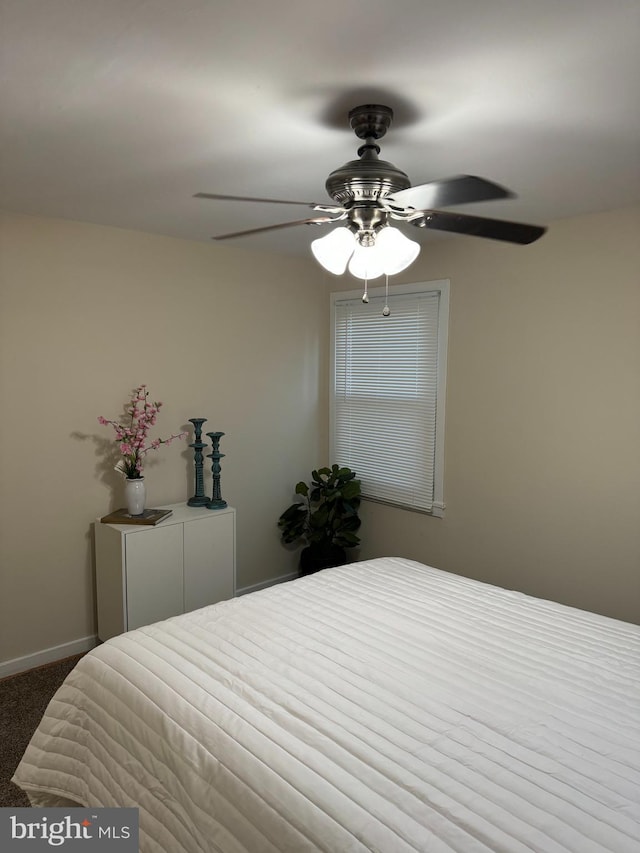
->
1, 0, 639, 257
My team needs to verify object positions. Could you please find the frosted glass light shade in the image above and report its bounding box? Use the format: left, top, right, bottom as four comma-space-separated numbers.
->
311, 227, 355, 275
348, 244, 385, 280
311, 224, 420, 279
376, 227, 421, 275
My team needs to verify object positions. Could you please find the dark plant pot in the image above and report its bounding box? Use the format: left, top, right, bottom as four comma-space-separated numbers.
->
299, 542, 347, 577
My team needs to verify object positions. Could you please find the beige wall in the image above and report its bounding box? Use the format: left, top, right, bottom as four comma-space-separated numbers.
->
332, 205, 640, 624
1, 204, 638, 669
0, 212, 330, 664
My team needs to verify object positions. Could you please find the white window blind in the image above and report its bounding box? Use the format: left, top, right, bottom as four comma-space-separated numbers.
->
331, 282, 448, 513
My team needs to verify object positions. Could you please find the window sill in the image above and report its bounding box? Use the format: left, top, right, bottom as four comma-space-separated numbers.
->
362, 495, 445, 518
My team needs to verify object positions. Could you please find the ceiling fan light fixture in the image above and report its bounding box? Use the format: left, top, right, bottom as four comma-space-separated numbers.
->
375, 226, 421, 275
201, 104, 546, 252
311, 227, 355, 275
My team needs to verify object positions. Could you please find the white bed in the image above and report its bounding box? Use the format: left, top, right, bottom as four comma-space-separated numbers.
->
13, 558, 640, 853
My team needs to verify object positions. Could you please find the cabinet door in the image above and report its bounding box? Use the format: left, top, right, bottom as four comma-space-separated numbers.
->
125, 524, 184, 631
184, 513, 235, 612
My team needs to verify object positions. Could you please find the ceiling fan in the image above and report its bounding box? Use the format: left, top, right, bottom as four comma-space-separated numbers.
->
195, 104, 546, 278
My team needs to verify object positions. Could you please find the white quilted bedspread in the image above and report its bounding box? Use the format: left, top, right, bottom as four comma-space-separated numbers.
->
13, 558, 640, 853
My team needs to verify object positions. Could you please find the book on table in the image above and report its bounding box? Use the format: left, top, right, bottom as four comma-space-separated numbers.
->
100, 508, 173, 526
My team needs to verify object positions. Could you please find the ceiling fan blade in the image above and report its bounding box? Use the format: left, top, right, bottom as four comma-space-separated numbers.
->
195, 192, 328, 208
387, 175, 513, 211
410, 209, 546, 244
213, 217, 334, 241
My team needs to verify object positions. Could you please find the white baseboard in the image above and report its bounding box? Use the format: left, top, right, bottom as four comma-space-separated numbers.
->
1, 577, 298, 678
0, 635, 99, 679
236, 571, 298, 597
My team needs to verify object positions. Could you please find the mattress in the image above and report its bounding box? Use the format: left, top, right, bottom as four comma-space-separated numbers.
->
13, 557, 640, 853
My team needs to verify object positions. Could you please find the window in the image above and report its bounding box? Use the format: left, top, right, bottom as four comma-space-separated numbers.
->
330, 280, 448, 515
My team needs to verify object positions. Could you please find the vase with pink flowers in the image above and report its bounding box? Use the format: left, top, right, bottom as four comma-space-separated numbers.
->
98, 384, 187, 516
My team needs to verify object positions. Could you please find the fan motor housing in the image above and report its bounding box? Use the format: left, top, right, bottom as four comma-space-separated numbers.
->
325, 155, 411, 204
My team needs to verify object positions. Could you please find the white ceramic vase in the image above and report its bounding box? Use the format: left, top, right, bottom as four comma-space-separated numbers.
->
124, 477, 146, 516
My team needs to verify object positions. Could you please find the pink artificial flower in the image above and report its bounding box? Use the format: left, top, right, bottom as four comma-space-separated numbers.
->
98, 385, 187, 478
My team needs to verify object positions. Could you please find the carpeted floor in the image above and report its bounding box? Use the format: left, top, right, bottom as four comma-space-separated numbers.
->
0, 655, 83, 807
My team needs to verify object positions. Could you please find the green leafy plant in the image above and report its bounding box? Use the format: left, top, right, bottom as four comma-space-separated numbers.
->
278, 465, 362, 550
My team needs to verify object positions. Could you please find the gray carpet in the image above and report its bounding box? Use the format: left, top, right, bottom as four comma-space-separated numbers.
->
0, 655, 83, 807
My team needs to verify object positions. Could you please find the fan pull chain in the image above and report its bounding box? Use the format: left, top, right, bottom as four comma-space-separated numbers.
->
362, 275, 369, 303
382, 274, 391, 316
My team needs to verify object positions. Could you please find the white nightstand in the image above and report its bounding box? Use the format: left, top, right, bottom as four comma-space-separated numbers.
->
95, 502, 236, 641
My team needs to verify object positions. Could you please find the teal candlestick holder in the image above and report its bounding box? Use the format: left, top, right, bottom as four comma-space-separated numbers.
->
206, 431, 227, 510
187, 418, 209, 507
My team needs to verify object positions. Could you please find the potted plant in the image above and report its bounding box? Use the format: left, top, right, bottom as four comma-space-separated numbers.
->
278, 465, 362, 576
98, 384, 187, 516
